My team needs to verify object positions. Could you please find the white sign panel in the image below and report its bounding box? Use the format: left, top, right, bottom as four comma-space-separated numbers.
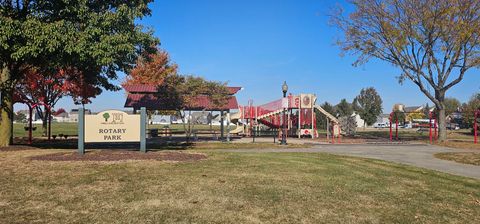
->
84, 110, 141, 143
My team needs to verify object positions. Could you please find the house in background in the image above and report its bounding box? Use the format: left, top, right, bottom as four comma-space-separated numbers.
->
15, 109, 42, 124
52, 111, 70, 122
68, 109, 92, 122
352, 112, 366, 128
373, 114, 391, 128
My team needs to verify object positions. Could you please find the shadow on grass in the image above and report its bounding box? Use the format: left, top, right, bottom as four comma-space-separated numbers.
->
12, 137, 201, 151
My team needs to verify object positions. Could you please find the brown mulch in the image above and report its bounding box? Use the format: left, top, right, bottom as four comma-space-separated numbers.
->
0, 145, 39, 151
30, 150, 208, 162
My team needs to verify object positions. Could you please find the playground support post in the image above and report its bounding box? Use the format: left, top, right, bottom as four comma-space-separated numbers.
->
331, 123, 335, 144
326, 117, 330, 143
337, 125, 341, 144
475, 110, 478, 144
389, 113, 393, 142
395, 117, 399, 141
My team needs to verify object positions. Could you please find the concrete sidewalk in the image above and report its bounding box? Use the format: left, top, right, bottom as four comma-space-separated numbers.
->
224, 144, 480, 179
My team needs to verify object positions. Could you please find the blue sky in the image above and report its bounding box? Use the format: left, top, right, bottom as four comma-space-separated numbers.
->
25, 0, 479, 112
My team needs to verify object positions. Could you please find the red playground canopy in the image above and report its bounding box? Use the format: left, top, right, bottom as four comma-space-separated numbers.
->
123, 84, 241, 111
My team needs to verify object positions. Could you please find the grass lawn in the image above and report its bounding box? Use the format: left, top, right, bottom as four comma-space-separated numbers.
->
436, 141, 480, 150
435, 152, 480, 166
355, 128, 475, 141
1, 149, 479, 223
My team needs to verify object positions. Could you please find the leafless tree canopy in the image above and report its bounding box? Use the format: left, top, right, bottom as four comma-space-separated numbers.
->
332, 0, 480, 108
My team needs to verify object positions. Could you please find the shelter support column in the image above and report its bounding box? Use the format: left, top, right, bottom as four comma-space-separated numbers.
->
220, 110, 224, 141
226, 110, 230, 142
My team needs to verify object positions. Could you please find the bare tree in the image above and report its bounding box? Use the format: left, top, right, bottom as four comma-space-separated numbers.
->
332, 0, 480, 141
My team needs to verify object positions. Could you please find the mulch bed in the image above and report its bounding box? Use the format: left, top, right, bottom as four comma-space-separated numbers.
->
30, 150, 208, 162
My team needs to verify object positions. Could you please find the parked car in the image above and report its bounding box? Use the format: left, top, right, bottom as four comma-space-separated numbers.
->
446, 123, 460, 130
373, 122, 389, 128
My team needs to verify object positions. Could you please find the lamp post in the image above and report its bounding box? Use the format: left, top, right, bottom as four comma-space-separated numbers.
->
281, 81, 288, 145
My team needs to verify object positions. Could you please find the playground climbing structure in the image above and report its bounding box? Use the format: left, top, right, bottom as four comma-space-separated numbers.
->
235, 94, 340, 139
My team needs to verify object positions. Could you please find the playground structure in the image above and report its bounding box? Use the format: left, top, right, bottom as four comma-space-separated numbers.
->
230, 93, 340, 140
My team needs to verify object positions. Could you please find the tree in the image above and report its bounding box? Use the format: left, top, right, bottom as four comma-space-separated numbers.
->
463, 93, 480, 128
423, 103, 431, 118
0, 1, 158, 146
123, 49, 178, 86
391, 110, 406, 125
14, 112, 26, 123
15, 67, 101, 136
444, 97, 461, 116
124, 51, 230, 142
406, 112, 425, 122
352, 87, 383, 126
316, 102, 335, 129
335, 99, 353, 117
332, 0, 480, 142
339, 116, 357, 136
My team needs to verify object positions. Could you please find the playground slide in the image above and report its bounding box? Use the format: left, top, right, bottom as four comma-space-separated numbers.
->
229, 111, 241, 122
258, 119, 281, 129
230, 124, 245, 135
314, 105, 339, 124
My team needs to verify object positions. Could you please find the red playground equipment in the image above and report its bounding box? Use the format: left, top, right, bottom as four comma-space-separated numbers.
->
238, 93, 340, 140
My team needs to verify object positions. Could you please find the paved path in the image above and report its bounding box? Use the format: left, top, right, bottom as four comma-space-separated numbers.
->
225, 144, 480, 179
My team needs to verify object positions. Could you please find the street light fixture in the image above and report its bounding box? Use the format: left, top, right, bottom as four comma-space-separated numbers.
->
281, 81, 288, 145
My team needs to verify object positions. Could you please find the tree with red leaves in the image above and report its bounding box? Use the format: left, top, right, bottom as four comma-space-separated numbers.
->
124, 49, 230, 142
16, 67, 101, 137
123, 49, 178, 86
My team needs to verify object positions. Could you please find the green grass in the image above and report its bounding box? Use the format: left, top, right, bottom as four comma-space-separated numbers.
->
435, 152, 480, 166
14, 122, 78, 138
0, 149, 479, 223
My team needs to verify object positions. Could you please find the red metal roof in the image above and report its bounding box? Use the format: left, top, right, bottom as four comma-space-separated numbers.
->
227, 87, 242, 95
125, 93, 238, 111
123, 84, 159, 93
123, 84, 241, 95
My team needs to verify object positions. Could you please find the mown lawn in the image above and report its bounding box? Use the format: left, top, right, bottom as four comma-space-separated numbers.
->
435, 152, 480, 166
0, 149, 479, 223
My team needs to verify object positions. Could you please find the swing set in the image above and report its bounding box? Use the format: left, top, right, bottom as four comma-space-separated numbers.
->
24, 102, 52, 144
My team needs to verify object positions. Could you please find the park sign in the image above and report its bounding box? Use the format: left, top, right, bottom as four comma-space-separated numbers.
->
85, 110, 140, 142
78, 107, 147, 154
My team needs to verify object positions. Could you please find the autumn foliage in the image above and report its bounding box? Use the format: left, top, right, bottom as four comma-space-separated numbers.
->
123, 49, 178, 86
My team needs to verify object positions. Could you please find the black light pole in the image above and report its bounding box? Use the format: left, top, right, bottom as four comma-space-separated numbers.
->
281, 81, 288, 145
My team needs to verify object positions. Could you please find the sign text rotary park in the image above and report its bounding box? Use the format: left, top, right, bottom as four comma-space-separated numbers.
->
85, 110, 140, 142
78, 107, 147, 154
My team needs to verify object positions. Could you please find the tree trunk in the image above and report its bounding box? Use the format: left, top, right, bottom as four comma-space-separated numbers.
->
42, 110, 48, 137
435, 90, 447, 142
0, 67, 14, 147
437, 107, 447, 142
